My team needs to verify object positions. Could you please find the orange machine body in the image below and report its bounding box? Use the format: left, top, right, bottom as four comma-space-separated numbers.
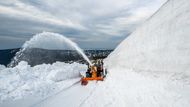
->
81, 66, 104, 85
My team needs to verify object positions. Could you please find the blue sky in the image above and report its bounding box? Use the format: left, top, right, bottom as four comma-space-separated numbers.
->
0, 0, 166, 49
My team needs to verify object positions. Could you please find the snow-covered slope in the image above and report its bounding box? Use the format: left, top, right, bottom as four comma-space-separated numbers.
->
1, 0, 190, 107
106, 0, 190, 75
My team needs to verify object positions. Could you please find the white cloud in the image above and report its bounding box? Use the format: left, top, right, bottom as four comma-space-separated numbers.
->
0, 1, 86, 30
0, 0, 167, 49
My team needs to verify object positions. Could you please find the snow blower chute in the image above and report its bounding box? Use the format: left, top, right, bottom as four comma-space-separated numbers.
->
81, 60, 107, 86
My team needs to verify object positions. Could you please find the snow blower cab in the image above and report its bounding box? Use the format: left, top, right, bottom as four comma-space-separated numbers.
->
81, 59, 107, 85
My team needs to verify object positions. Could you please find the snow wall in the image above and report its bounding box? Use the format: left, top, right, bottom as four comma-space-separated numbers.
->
106, 0, 190, 75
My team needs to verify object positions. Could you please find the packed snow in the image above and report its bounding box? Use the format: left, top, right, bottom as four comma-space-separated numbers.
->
1, 0, 190, 107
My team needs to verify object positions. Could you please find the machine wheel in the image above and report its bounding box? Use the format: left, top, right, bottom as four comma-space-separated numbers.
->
81, 79, 88, 85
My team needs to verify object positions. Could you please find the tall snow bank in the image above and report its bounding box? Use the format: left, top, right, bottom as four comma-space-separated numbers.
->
106, 0, 190, 75
0, 61, 86, 101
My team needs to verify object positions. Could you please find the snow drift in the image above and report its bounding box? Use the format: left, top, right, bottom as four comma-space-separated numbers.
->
106, 0, 190, 76
0, 61, 86, 102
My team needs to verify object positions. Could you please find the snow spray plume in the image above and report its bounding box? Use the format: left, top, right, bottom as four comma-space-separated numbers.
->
8, 32, 92, 67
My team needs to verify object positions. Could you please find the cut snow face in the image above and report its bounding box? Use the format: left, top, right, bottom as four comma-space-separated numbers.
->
99, 0, 190, 106
106, 0, 190, 76
0, 61, 86, 102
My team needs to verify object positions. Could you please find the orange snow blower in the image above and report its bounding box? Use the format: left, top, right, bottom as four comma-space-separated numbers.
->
81, 60, 107, 85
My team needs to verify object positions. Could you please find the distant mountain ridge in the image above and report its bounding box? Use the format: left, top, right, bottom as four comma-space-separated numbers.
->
0, 48, 112, 66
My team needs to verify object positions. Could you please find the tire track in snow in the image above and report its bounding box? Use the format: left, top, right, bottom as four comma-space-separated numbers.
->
30, 80, 81, 107
79, 82, 98, 107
